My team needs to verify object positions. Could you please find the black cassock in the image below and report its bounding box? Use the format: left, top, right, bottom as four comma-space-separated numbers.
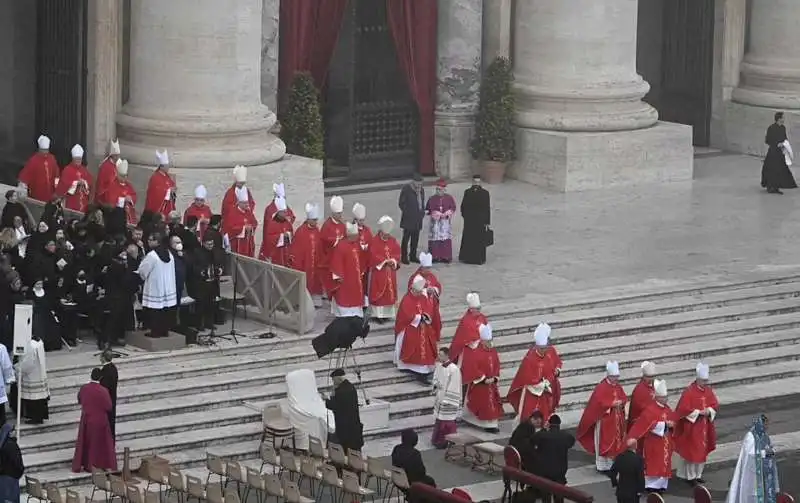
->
99, 362, 119, 439
458, 185, 491, 265
761, 123, 797, 190
325, 379, 364, 453
609, 450, 645, 503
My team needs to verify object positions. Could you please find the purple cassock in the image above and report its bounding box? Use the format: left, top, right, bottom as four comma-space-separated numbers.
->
72, 381, 117, 473
425, 191, 457, 263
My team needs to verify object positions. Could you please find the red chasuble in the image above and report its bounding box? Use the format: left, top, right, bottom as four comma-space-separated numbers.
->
222, 185, 256, 223
183, 203, 213, 240
576, 378, 628, 458
394, 292, 437, 366
19, 152, 59, 202
56, 162, 93, 212
94, 157, 117, 204
673, 382, 719, 463
104, 178, 139, 225
263, 199, 296, 226
259, 217, 294, 265
626, 402, 677, 478
628, 379, 656, 432
289, 222, 324, 296
449, 309, 488, 364
367, 233, 401, 308
319, 217, 346, 294
329, 240, 365, 308
406, 268, 442, 338
506, 346, 563, 421
461, 343, 504, 420
144, 169, 177, 219
223, 206, 258, 257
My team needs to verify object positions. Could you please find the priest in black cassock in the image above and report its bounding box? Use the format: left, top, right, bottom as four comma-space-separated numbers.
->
98, 350, 119, 439
325, 368, 363, 454
458, 174, 491, 265
761, 111, 797, 194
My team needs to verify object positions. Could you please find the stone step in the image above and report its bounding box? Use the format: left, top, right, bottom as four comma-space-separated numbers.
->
25, 327, 800, 465
42, 295, 800, 407
44, 274, 800, 378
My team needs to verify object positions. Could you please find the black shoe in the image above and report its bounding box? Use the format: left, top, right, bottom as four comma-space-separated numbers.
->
401, 258, 410, 265
696, 478, 706, 484
410, 258, 420, 264
484, 427, 500, 433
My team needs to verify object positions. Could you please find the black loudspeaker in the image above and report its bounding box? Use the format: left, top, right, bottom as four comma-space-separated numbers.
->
311, 316, 370, 359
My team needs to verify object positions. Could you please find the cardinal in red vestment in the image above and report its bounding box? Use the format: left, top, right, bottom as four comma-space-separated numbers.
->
626, 379, 677, 491
449, 293, 488, 365
72, 368, 117, 472
221, 165, 256, 224
628, 361, 657, 434
367, 216, 401, 322
258, 196, 293, 265
103, 159, 138, 225
55, 144, 93, 213
94, 138, 121, 204
507, 322, 563, 423
289, 203, 323, 305
394, 275, 438, 382
319, 196, 347, 296
407, 252, 442, 338
222, 188, 258, 257
144, 149, 177, 219
263, 183, 296, 227
328, 222, 366, 317
18, 135, 59, 203
674, 362, 718, 484
461, 324, 503, 432
183, 185, 213, 240
352, 203, 372, 302
576, 361, 629, 472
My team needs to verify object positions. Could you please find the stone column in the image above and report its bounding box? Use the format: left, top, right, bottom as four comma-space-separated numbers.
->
435, 0, 482, 180
117, 0, 287, 209
261, 0, 280, 114
85, 0, 123, 170
726, 0, 800, 154
481, 0, 512, 72
511, 0, 693, 191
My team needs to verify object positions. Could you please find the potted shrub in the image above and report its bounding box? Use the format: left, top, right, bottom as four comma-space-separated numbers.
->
470, 56, 516, 184
281, 72, 325, 159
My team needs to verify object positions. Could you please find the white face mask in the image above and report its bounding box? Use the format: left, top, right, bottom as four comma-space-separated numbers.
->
33, 287, 45, 298
175, 243, 183, 252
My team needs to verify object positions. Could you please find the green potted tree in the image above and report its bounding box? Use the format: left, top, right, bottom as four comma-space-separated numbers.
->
470, 56, 516, 184
281, 72, 325, 160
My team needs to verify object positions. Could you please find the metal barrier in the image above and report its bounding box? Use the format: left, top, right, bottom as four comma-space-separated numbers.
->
20, 196, 313, 335
501, 466, 594, 503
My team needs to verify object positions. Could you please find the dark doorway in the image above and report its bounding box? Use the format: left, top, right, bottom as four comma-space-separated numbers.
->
35, 0, 88, 167
637, 0, 715, 146
323, 0, 418, 182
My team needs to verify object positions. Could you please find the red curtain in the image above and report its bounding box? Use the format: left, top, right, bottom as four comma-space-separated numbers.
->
386, 0, 438, 175
278, 0, 349, 103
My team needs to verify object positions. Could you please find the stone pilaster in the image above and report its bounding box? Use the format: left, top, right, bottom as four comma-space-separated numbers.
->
510, 0, 693, 191
435, 0, 482, 180
117, 0, 296, 214
261, 0, 280, 114
481, 0, 512, 72
85, 0, 122, 170
725, 0, 800, 155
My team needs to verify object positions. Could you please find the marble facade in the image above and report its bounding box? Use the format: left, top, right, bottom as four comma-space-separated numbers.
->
21, 0, 792, 200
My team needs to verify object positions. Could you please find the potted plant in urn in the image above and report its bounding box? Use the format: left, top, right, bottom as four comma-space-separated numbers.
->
470, 56, 516, 184
281, 72, 325, 160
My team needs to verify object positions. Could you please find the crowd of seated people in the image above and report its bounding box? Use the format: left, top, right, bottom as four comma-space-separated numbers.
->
0, 191, 226, 353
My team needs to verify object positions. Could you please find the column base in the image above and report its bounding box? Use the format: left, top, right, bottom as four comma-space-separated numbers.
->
510, 121, 694, 192
126, 154, 324, 246
722, 100, 800, 156
435, 112, 475, 180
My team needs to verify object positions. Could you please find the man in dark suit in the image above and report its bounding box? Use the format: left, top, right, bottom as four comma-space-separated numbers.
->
533, 415, 576, 503
609, 439, 646, 503
98, 350, 119, 439
398, 174, 426, 264
325, 368, 364, 454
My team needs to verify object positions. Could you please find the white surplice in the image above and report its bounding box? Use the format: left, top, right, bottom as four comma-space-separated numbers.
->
432, 362, 461, 421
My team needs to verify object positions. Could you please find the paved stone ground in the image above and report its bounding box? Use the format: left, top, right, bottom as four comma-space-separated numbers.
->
333, 153, 800, 308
